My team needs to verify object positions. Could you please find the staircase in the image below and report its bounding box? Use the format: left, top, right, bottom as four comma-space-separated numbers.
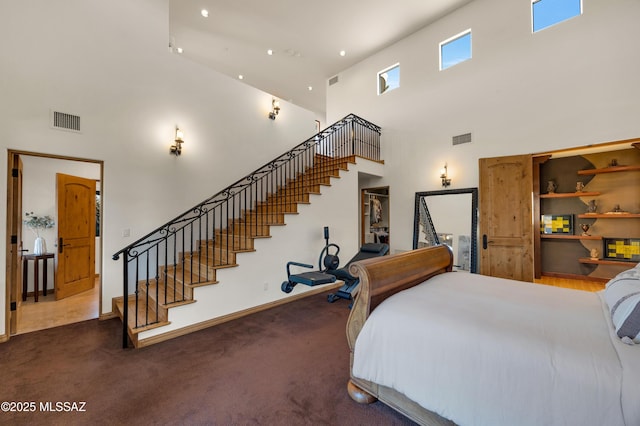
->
112, 114, 381, 348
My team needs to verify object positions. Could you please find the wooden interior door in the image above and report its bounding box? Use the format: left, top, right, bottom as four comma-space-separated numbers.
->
7, 153, 24, 335
479, 154, 534, 282
56, 173, 96, 300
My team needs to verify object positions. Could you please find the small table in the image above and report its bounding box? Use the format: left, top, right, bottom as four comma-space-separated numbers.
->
22, 253, 55, 302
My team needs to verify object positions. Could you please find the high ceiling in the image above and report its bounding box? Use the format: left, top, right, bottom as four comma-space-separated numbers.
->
169, 0, 475, 116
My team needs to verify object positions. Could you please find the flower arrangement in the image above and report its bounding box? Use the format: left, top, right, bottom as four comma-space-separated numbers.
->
23, 212, 55, 237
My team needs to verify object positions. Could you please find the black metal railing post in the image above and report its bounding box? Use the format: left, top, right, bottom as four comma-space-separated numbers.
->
122, 251, 129, 348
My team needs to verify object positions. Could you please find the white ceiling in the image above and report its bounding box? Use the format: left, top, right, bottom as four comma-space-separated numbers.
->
169, 0, 475, 116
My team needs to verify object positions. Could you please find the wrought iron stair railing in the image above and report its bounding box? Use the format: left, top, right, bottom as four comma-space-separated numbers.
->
112, 113, 381, 347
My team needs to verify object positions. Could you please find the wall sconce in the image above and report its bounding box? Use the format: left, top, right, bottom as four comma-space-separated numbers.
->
268, 98, 280, 120
170, 126, 184, 156
440, 163, 451, 187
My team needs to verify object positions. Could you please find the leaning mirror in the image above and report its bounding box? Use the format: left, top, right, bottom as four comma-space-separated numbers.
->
413, 188, 478, 273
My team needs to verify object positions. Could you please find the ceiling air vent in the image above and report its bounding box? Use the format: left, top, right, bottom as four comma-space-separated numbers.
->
329, 75, 339, 86
51, 110, 81, 133
452, 132, 472, 145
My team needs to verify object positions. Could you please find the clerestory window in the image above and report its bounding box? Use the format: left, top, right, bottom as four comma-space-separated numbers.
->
377, 63, 400, 95
532, 0, 582, 32
439, 29, 472, 71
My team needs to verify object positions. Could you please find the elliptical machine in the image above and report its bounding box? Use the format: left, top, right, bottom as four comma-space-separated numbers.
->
281, 227, 340, 293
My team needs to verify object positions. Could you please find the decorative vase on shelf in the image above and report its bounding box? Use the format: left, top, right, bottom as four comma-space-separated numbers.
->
34, 237, 46, 255
23, 212, 55, 256
580, 223, 591, 236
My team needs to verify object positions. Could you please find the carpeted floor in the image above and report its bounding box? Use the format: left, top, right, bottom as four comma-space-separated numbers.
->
0, 291, 416, 425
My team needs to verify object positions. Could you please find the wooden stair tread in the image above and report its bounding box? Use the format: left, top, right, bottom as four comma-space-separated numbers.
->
187, 280, 220, 288
202, 243, 256, 256
179, 249, 236, 267
160, 299, 196, 308
203, 247, 255, 254
143, 279, 193, 307
114, 296, 170, 334
157, 273, 220, 289
165, 267, 228, 285
164, 274, 221, 285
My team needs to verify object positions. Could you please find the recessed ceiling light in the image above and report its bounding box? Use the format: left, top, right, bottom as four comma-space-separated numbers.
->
308, 86, 313, 91
339, 50, 346, 57
201, 9, 209, 18
176, 47, 183, 54
267, 49, 273, 56
238, 74, 244, 80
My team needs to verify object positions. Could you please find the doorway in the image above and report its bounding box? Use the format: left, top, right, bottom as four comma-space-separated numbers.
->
361, 186, 390, 246
6, 151, 103, 337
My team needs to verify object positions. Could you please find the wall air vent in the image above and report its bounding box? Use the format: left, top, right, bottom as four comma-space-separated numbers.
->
51, 110, 81, 133
329, 75, 339, 86
452, 132, 472, 145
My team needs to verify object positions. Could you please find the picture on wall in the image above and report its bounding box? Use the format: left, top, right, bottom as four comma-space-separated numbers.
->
603, 238, 640, 262
541, 214, 573, 234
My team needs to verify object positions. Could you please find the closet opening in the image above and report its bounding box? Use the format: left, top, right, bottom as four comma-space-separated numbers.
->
361, 187, 390, 246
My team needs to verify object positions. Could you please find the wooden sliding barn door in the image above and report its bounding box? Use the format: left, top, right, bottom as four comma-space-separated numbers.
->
479, 154, 534, 282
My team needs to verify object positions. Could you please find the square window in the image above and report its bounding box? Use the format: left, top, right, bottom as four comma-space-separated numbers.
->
377, 63, 400, 95
440, 30, 472, 71
532, 0, 582, 32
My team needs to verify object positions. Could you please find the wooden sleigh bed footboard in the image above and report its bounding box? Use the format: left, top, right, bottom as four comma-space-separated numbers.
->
345, 245, 455, 426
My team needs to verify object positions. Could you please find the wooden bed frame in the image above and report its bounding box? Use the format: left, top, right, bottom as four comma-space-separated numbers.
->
345, 245, 455, 426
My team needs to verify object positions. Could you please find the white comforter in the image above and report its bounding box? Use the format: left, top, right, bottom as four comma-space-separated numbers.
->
352, 272, 640, 426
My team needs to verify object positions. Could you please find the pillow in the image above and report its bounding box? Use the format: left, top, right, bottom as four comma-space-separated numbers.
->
605, 265, 640, 344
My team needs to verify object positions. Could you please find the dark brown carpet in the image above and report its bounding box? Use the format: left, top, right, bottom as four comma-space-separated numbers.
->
0, 291, 416, 425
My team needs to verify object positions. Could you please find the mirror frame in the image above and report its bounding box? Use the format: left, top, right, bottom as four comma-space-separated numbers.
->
412, 187, 479, 273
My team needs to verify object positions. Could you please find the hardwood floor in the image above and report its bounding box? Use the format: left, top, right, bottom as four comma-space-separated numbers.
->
534, 275, 605, 292
15, 277, 99, 335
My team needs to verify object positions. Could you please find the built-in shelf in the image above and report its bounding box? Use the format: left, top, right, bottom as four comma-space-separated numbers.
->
541, 234, 602, 240
579, 257, 639, 267
537, 141, 640, 281
577, 213, 640, 219
577, 165, 640, 175
540, 191, 601, 198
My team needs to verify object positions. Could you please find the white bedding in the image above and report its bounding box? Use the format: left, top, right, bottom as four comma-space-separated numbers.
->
352, 272, 640, 426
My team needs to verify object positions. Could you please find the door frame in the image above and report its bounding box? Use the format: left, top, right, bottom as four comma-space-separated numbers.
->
4, 150, 104, 341
5, 152, 23, 338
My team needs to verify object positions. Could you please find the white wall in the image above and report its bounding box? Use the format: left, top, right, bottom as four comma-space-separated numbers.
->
0, 0, 318, 336
328, 0, 640, 252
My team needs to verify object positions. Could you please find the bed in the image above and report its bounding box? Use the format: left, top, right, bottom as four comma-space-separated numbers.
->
345, 245, 640, 426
